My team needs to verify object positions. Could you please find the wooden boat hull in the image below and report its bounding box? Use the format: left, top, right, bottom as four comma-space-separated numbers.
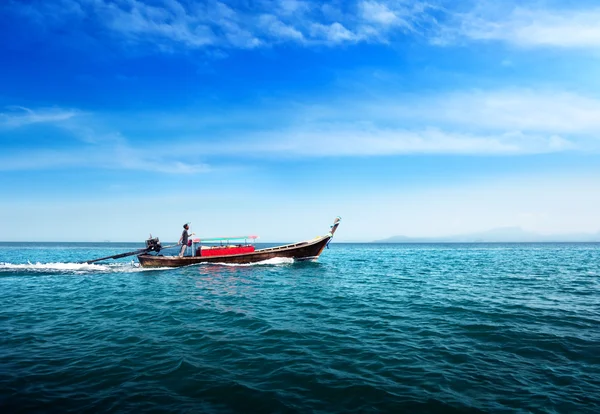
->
138, 235, 331, 268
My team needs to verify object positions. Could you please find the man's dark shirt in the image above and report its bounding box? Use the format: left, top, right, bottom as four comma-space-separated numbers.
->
182, 229, 189, 245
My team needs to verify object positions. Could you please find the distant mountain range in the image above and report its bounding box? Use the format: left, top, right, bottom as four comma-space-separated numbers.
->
374, 227, 600, 243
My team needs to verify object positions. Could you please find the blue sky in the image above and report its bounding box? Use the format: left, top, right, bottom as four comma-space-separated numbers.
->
1, 0, 600, 242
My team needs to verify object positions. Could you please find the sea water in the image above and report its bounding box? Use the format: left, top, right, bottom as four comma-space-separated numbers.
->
1, 242, 599, 413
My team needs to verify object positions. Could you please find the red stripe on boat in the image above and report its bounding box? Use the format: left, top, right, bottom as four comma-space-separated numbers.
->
197, 246, 256, 257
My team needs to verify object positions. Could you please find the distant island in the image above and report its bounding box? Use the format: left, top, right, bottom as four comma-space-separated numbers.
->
374, 227, 600, 243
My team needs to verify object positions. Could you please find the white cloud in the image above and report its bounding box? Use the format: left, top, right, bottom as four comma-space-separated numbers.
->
5, 123, 561, 172
9, 0, 440, 49
103, 88, 600, 158
110, 142, 212, 173
179, 88, 595, 158
229, 88, 600, 156
0, 144, 210, 174
4, 87, 599, 174
277, 0, 311, 16
0, 108, 210, 174
372, 89, 600, 135
10, 0, 600, 51
446, 6, 600, 48
190, 127, 573, 157
0, 106, 78, 128
98, 0, 216, 48
360, 1, 399, 26
83, 0, 288, 48
260, 14, 304, 41
7, 139, 200, 174
311, 22, 358, 43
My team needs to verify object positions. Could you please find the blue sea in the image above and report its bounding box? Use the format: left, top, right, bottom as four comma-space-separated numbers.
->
1, 242, 599, 413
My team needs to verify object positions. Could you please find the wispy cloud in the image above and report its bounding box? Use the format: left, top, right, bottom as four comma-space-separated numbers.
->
9, 0, 600, 51
310, 22, 358, 44
0, 143, 211, 174
368, 89, 600, 135
5, 127, 564, 171
3, 87, 599, 174
360, 1, 400, 26
0, 106, 78, 128
440, 4, 600, 48
97, 0, 217, 48
0, 106, 210, 174
277, 0, 311, 17
8, 0, 441, 50
167, 87, 600, 157
260, 14, 304, 41
205, 127, 573, 157
111, 142, 212, 174
359, 0, 437, 31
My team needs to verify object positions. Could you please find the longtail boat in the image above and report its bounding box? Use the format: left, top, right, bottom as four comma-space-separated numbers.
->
136, 217, 341, 268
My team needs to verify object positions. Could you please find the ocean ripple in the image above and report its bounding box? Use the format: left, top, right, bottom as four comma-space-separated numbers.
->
0, 243, 599, 413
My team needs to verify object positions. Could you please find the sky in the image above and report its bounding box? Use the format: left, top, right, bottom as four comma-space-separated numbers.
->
1, 0, 600, 242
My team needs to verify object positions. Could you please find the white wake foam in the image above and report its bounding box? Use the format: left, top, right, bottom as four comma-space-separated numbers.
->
204, 257, 296, 267
0, 261, 151, 273
1, 256, 300, 273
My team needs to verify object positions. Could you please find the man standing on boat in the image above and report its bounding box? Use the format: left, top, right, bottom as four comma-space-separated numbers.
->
179, 223, 194, 257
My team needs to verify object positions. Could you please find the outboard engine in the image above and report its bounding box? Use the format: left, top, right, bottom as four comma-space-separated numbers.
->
145, 236, 161, 253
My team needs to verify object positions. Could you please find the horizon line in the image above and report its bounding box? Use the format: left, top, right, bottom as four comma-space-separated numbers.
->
1, 240, 600, 244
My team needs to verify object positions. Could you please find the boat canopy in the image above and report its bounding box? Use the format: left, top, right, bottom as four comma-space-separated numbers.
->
192, 235, 258, 243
